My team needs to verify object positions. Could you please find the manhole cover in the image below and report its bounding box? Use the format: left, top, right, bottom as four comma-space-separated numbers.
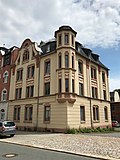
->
2, 153, 18, 158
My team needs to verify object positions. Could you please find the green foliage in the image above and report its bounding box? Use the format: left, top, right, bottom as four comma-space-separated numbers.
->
66, 126, 114, 134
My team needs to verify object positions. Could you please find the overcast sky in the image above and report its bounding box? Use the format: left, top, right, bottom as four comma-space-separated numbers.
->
0, 0, 120, 91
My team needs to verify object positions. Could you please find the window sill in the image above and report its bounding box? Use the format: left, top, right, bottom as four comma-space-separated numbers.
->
24, 120, 32, 123
93, 120, 99, 123
80, 121, 85, 124
44, 121, 50, 124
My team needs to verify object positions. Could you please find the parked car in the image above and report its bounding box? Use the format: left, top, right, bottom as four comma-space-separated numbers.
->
112, 120, 119, 127
0, 121, 16, 137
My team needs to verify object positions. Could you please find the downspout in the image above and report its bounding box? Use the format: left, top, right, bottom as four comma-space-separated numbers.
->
36, 55, 40, 131
89, 58, 93, 129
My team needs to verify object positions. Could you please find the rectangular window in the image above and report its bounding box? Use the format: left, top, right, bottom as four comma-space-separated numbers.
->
72, 79, 74, 93
16, 69, 23, 81
72, 55, 74, 68
14, 106, 20, 121
45, 61, 50, 75
27, 65, 34, 79
26, 86, 34, 98
78, 61, 83, 74
64, 34, 69, 45
93, 106, 99, 121
59, 79, 61, 93
65, 79, 69, 92
25, 105, 33, 121
103, 90, 106, 100
45, 82, 50, 95
15, 88, 22, 99
44, 106, 51, 122
65, 55, 69, 68
58, 54, 61, 68
58, 34, 62, 46
46, 45, 50, 52
91, 67, 96, 79
72, 35, 74, 46
102, 71, 105, 83
79, 83, 84, 96
80, 106, 85, 122
104, 107, 108, 121
92, 87, 98, 98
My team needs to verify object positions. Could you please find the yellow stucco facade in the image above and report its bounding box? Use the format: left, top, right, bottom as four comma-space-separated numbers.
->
8, 26, 111, 132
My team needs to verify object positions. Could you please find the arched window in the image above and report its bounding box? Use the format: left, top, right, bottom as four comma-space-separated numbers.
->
3, 71, 9, 83
1, 89, 7, 101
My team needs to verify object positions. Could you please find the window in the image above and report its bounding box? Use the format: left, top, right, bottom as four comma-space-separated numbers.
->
3, 71, 8, 83
1, 89, 7, 101
91, 67, 96, 79
102, 71, 105, 83
78, 60, 83, 74
103, 90, 106, 100
58, 34, 62, 46
46, 44, 50, 52
17, 57, 20, 64
25, 105, 33, 121
45, 60, 50, 75
58, 54, 62, 68
23, 50, 29, 62
72, 35, 74, 46
72, 79, 74, 93
79, 83, 84, 96
27, 65, 34, 79
65, 54, 69, 68
26, 86, 34, 98
104, 107, 108, 121
93, 106, 99, 121
92, 87, 98, 98
44, 106, 51, 122
65, 79, 69, 92
16, 69, 23, 81
58, 79, 61, 93
72, 55, 74, 68
15, 88, 22, 99
14, 106, 20, 121
3, 55, 10, 66
80, 106, 85, 122
45, 82, 50, 95
64, 34, 69, 45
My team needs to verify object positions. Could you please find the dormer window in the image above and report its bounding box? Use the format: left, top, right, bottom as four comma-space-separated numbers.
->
23, 50, 29, 62
46, 45, 50, 52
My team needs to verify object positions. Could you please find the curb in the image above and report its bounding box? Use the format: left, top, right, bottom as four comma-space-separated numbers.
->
0, 140, 118, 160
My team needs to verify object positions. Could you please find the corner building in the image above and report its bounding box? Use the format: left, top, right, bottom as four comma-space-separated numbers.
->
8, 26, 111, 132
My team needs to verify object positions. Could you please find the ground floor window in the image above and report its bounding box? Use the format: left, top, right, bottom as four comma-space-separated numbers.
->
44, 106, 51, 122
80, 106, 85, 122
14, 106, 21, 121
25, 105, 33, 122
93, 105, 99, 121
104, 106, 108, 121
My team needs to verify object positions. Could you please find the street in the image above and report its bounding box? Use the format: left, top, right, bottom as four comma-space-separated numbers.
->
0, 142, 99, 160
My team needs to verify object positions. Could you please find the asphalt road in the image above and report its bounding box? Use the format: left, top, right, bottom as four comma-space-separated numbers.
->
0, 142, 99, 160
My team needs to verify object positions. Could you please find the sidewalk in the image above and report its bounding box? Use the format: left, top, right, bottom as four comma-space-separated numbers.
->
0, 132, 120, 160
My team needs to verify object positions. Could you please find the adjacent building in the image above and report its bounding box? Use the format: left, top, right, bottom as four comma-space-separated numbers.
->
8, 26, 111, 132
110, 90, 120, 123
0, 46, 18, 120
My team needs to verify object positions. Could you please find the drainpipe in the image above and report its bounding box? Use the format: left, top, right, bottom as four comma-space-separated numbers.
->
89, 58, 93, 129
36, 56, 40, 131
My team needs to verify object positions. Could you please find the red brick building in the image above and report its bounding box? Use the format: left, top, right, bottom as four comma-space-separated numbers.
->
0, 47, 18, 120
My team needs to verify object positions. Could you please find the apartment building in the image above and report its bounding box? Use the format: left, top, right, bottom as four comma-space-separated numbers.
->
0, 46, 18, 120
8, 26, 111, 132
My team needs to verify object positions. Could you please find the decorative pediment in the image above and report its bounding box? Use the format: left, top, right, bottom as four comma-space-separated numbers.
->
20, 39, 33, 49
